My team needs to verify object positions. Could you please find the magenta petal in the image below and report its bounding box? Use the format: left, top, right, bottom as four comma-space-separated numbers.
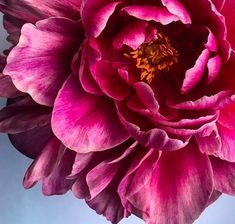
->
117, 102, 188, 151
91, 60, 131, 100
210, 156, 235, 195
4, 17, 83, 106
122, 5, 180, 25
86, 184, 127, 224
161, 0, 191, 24
112, 21, 147, 50
207, 55, 221, 84
82, 1, 120, 37
86, 142, 136, 199
52, 75, 130, 153
23, 137, 61, 189
222, 0, 235, 50
42, 148, 75, 196
181, 49, 210, 94
122, 143, 213, 224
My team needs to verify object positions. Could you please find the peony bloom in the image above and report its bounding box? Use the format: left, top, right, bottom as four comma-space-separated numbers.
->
1, 0, 235, 223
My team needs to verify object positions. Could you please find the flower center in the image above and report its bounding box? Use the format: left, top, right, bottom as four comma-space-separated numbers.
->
125, 32, 179, 83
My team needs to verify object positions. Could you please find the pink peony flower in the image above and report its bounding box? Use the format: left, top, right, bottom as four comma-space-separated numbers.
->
1, 0, 235, 223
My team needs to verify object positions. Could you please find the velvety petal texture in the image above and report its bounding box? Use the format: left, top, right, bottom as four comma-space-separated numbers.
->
1, 0, 235, 223
4, 17, 83, 106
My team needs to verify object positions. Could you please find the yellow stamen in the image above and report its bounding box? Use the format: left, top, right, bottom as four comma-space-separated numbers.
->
124, 32, 179, 84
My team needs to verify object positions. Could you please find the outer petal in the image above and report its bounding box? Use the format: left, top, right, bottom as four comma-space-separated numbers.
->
52, 75, 130, 153
222, 0, 235, 49
4, 17, 83, 106
23, 137, 61, 188
210, 156, 235, 195
122, 143, 213, 224
0, 74, 22, 98
0, 0, 81, 22
0, 96, 51, 134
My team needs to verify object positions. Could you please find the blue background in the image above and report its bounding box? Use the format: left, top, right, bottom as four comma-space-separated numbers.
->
0, 13, 235, 224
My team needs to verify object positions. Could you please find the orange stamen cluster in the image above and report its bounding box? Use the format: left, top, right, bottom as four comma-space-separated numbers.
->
125, 32, 179, 83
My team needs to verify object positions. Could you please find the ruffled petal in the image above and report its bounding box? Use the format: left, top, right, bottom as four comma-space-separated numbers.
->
121, 5, 180, 24
52, 75, 130, 153
4, 17, 83, 106
121, 143, 213, 224
23, 137, 61, 188
210, 156, 235, 195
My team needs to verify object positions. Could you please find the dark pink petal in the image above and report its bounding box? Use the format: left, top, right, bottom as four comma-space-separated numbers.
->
77, 43, 103, 95
91, 60, 131, 100
222, 0, 235, 49
23, 137, 61, 188
117, 102, 188, 151
0, 74, 22, 98
82, 1, 120, 37
161, 0, 191, 24
52, 75, 129, 153
42, 148, 76, 195
212, 0, 225, 11
86, 184, 127, 224
210, 156, 235, 195
0, 96, 51, 134
215, 102, 235, 162
181, 49, 210, 94
122, 143, 213, 224
196, 128, 222, 155
112, 21, 147, 50
0, 0, 81, 23
168, 91, 230, 110
207, 190, 222, 206
122, 6, 180, 25
4, 17, 83, 106
9, 124, 53, 159
86, 142, 136, 199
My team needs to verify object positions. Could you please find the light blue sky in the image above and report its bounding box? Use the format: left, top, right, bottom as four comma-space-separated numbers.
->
0, 12, 235, 224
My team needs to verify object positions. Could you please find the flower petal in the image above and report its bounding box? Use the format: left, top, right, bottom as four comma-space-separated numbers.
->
122, 143, 213, 224
121, 5, 180, 25
52, 75, 129, 153
0, 96, 51, 134
23, 137, 61, 188
4, 17, 83, 106
222, 0, 235, 50
210, 156, 235, 195
82, 1, 120, 37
